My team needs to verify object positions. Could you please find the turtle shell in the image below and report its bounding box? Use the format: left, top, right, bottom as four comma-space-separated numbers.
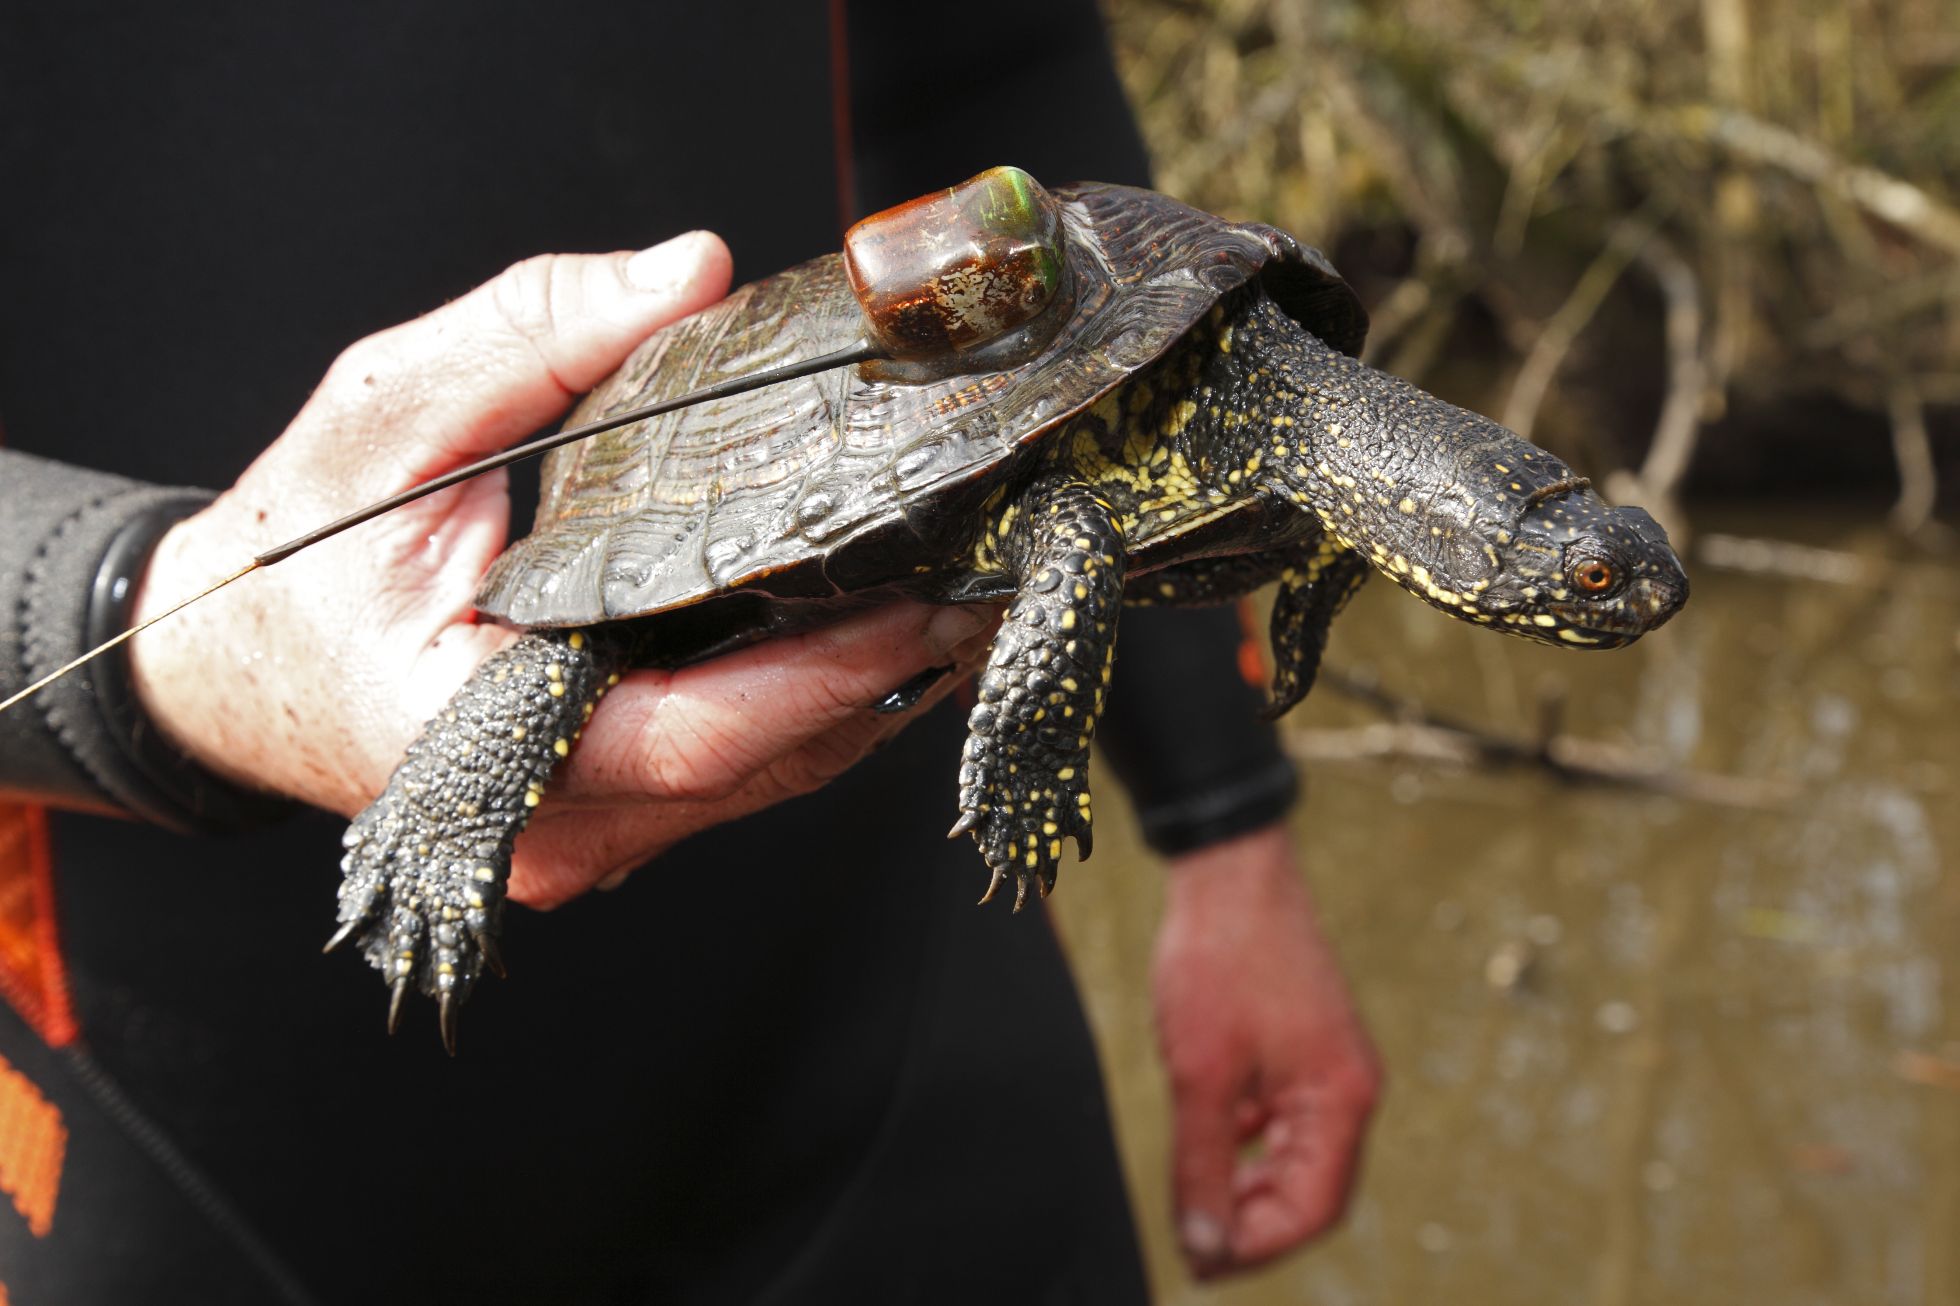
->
477, 183, 1366, 632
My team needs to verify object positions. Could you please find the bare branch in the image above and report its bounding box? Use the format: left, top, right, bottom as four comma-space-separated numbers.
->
1501, 207, 1666, 440
1294, 667, 1798, 810
1605, 236, 1705, 536
1887, 376, 1941, 538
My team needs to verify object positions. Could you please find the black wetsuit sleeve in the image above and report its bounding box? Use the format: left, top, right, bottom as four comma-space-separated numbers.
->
1096, 605, 1299, 857
0, 449, 288, 831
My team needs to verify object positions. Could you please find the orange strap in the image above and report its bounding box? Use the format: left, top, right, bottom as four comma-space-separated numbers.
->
0, 1050, 64, 1238
0, 804, 75, 1049
1234, 597, 1268, 689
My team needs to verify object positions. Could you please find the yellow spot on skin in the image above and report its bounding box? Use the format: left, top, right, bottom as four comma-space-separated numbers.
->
473, 866, 496, 882
553, 738, 569, 757
548, 682, 566, 698
547, 664, 563, 681
1057, 767, 1076, 781
511, 726, 527, 741
1060, 610, 1077, 631
569, 631, 585, 650
1399, 498, 1417, 514
607, 673, 621, 686
1050, 841, 1063, 860
1533, 614, 1560, 627
524, 790, 541, 807
1043, 822, 1058, 836
1558, 628, 1600, 645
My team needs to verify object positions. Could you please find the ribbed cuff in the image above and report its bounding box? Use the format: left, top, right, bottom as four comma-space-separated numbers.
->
1, 454, 293, 832
1130, 756, 1299, 857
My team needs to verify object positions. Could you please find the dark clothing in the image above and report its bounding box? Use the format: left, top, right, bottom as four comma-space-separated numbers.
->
0, 4, 1294, 1302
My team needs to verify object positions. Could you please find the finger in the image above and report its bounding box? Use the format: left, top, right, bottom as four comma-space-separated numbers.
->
509, 660, 971, 906
1168, 1053, 1245, 1277
1225, 1090, 1373, 1267
556, 601, 996, 805
293, 232, 734, 498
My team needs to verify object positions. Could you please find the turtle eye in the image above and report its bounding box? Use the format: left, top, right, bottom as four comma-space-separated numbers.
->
1573, 558, 1617, 594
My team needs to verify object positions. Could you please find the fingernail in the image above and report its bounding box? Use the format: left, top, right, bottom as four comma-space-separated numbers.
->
1179, 1212, 1225, 1261
625, 231, 712, 294
595, 868, 632, 892
923, 605, 995, 659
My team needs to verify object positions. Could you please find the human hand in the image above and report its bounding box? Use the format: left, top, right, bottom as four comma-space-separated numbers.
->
129, 234, 997, 907
1152, 823, 1381, 1279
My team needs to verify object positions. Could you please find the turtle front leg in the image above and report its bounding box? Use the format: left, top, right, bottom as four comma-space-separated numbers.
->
1123, 538, 1367, 717
329, 627, 625, 1052
1263, 541, 1369, 719
953, 475, 1125, 909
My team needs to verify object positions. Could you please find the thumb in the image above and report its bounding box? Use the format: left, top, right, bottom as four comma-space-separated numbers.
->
1169, 1063, 1241, 1274
291, 231, 734, 499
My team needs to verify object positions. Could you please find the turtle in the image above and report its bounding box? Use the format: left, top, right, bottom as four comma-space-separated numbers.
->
329, 167, 1689, 1048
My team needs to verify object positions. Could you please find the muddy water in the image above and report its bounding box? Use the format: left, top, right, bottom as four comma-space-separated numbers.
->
1055, 513, 1960, 1304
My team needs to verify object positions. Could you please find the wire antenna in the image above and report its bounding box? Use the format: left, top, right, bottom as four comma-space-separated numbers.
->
0, 338, 882, 715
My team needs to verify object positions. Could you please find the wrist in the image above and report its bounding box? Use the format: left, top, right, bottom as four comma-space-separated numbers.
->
1164, 821, 1295, 884
101, 499, 295, 830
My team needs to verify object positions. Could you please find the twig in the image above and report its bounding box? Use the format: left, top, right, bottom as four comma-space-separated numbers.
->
1675, 105, 1960, 257
1803, 265, 1960, 351
1605, 236, 1705, 536
1887, 376, 1941, 539
1294, 667, 1798, 809
1501, 207, 1666, 441
1694, 533, 1881, 585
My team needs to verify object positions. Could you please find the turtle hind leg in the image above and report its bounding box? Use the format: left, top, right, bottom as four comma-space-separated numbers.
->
329, 627, 625, 1053
954, 475, 1126, 908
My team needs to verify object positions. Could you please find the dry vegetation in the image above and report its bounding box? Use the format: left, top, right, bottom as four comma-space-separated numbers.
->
1105, 0, 1960, 535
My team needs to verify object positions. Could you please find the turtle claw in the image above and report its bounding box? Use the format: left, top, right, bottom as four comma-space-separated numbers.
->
477, 931, 506, 980
322, 917, 362, 956
948, 811, 979, 840
439, 991, 461, 1057
387, 976, 410, 1036
977, 866, 1006, 906
1012, 874, 1031, 914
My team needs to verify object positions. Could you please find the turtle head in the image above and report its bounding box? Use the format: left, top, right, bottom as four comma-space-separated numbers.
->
1472, 484, 1689, 648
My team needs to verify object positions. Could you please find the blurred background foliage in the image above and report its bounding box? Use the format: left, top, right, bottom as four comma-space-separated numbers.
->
1105, 0, 1959, 534
1060, 3, 1960, 1303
